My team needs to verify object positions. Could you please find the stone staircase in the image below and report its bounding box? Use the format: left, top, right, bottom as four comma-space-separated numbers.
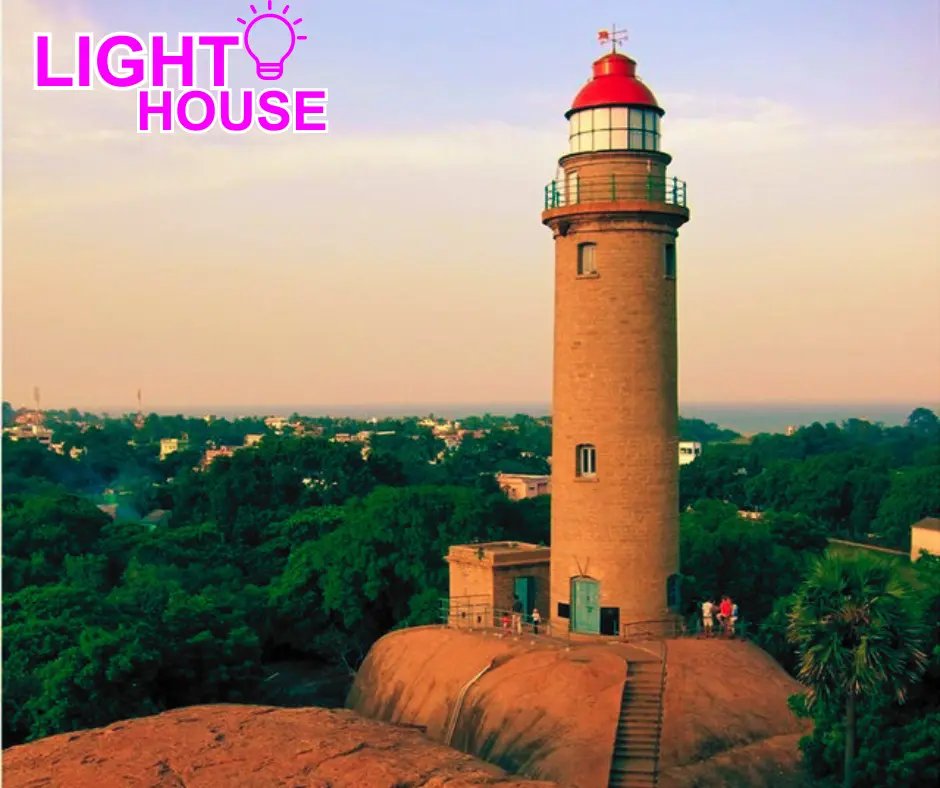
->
608, 659, 665, 788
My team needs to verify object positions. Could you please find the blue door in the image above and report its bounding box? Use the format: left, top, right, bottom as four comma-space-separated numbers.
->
571, 577, 600, 634
514, 576, 535, 616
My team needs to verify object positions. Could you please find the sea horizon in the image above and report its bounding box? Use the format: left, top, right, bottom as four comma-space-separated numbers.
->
40, 401, 939, 435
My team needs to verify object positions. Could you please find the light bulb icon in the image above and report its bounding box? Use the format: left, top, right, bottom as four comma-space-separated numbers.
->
237, 1, 307, 81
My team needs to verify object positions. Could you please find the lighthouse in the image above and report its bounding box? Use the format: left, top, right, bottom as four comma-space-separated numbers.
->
542, 31, 690, 636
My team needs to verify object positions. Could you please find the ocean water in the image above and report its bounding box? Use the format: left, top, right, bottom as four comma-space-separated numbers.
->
131, 402, 937, 435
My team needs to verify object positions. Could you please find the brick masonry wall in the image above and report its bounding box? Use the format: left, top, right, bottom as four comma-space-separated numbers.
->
449, 558, 494, 604
545, 149, 689, 632
493, 564, 551, 616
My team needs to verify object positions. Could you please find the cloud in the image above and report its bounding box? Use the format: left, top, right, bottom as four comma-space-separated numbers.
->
4, 0, 938, 224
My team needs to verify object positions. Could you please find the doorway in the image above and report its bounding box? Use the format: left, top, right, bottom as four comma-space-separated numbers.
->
513, 576, 535, 616
565, 170, 579, 205
570, 576, 600, 634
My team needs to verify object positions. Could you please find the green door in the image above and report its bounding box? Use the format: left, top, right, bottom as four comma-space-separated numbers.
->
514, 576, 535, 616
571, 577, 600, 634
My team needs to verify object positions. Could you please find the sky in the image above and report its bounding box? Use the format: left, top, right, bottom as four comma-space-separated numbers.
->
3, 0, 939, 412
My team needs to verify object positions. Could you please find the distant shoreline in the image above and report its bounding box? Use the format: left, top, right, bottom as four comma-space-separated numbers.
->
27, 401, 935, 435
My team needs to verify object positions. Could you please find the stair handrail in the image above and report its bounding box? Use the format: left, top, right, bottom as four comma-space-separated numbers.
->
444, 657, 496, 746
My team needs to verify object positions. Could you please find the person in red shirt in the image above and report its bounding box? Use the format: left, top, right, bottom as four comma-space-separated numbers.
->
719, 597, 733, 637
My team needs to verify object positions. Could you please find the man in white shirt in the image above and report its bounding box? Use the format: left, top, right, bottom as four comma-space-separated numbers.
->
701, 599, 715, 637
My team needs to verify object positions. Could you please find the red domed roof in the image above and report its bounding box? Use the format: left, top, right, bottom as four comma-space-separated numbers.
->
567, 53, 660, 117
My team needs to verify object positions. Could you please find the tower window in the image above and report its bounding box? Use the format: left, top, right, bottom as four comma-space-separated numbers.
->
576, 444, 596, 477
577, 243, 597, 276
664, 244, 676, 280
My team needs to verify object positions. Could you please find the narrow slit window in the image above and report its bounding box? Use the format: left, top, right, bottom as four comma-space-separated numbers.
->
578, 242, 597, 276
576, 443, 597, 477
664, 244, 677, 280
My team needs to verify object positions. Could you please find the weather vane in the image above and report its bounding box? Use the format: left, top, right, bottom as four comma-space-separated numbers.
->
597, 25, 628, 54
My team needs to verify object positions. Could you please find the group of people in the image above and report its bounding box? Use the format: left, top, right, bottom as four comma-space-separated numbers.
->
701, 595, 739, 638
497, 593, 740, 640
500, 595, 542, 635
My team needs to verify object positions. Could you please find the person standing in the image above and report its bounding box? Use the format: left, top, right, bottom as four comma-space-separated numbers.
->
730, 601, 739, 638
531, 607, 542, 635
511, 595, 524, 636
701, 598, 715, 637
719, 596, 733, 637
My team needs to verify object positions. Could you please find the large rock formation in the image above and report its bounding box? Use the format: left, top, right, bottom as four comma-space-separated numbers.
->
3, 705, 557, 788
348, 626, 625, 787
348, 627, 813, 788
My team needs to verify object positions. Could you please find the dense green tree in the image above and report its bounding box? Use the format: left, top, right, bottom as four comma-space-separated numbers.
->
679, 501, 822, 624
787, 554, 928, 788
872, 466, 940, 549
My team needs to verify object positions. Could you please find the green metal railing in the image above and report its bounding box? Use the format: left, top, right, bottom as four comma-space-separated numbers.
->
543, 174, 687, 210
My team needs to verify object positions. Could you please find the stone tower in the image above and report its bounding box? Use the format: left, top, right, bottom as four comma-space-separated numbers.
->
542, 41, 690, 636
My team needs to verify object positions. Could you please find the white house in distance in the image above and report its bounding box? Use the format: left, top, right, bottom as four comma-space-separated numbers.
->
678, 441, 702, 465
159, 438, 180, 460
910, 517, 940, 562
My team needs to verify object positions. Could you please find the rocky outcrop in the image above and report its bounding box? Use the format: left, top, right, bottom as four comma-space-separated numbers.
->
3, 704, 558, 788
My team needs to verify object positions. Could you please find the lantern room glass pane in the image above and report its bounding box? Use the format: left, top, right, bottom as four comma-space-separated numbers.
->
580, 111, 594, 132
629, 130, 643, 148
594, 108, 610, 130
594, 129, 611, 149
629, 108, 644, 129
611, 107, 628, 128
644, 131, 656, 150
611, 129, 628, 148
570, 116, 579, 135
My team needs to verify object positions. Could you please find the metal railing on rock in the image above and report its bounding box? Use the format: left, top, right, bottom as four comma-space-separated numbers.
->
440, 596, 570, 646
621, 617, 686, 642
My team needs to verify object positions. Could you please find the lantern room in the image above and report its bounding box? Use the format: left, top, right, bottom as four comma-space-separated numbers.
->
565, 53, 664, 155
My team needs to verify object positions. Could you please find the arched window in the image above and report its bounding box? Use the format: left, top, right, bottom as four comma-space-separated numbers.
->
577, 242, 597, 276
576, 444, 596, 477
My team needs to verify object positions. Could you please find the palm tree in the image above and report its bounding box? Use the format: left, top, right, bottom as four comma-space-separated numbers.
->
787, 552, 928, 788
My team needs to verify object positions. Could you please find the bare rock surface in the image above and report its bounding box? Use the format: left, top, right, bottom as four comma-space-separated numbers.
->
3, 704, 558, 788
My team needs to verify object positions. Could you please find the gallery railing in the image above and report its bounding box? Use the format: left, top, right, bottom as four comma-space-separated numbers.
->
543, 174, 687, 210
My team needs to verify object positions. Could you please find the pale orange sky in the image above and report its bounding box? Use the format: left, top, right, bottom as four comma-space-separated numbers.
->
3, 0, 939, 411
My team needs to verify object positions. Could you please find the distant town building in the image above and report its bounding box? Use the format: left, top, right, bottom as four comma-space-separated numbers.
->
5, 423, 54, 446
911, 517, 940, 562
678, 441, 702, 465
160, 438, 181, 460
202, 446, 235, 468
785, 425, 799, 436
264, 416, 289, 432
738, 509, 764, 521
496, 473, 551, 501
244, 433, 264, 447
141, 509, 172, 529
97, 502, 142, 523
